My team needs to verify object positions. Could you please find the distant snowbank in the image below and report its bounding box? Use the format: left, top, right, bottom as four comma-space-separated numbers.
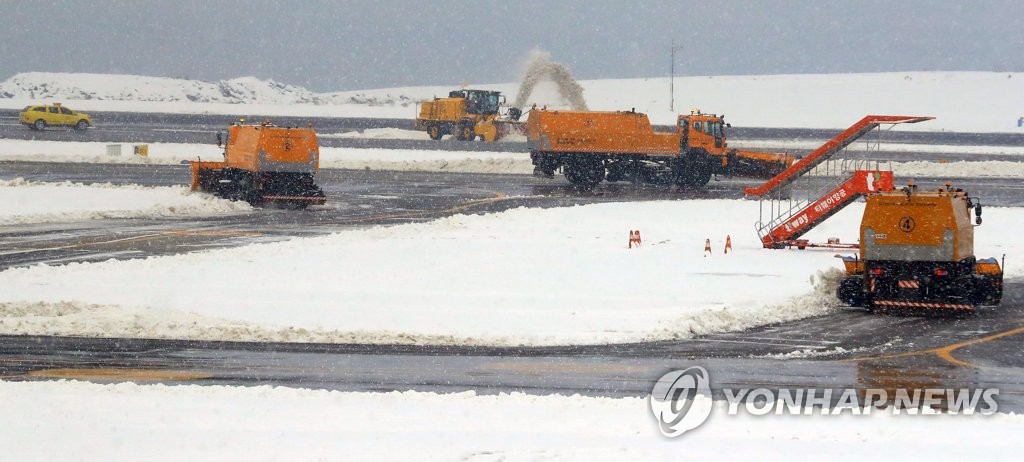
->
0, 178, 250, 224
1, 139, 1022, 178
0, 200, 1019, 345
2, 381, 1021, 461
0, 72, 321, 104
3, 71, 1023, 132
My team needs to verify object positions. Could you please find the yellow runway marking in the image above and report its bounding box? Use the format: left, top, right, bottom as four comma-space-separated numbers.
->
847, 324, 1024, 368
27, 368, 212, 381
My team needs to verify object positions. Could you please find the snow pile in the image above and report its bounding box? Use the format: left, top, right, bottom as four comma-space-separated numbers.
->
321, 128, 431, 140
0, 200, 1019, 345
3, 71, 1024, 132
0, 178, 250, 224
732, 140, 1024, 157
0, 139, 223, 164
0, 72, 318, 104
324, 147, 531, 174
1, 380, 1020, 461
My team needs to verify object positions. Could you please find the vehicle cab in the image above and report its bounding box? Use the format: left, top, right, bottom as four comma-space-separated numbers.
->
677, 111, 727, 153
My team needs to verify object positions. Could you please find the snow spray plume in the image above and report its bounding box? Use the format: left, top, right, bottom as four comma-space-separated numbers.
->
514, 50, 588, 110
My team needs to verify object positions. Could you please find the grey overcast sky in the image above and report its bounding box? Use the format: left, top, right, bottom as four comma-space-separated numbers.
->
2, 0, 1022, 92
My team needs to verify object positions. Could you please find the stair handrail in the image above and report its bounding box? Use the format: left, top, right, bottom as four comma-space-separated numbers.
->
745, 115, 933, 197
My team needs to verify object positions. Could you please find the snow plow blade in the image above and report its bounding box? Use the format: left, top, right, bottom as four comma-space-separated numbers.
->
729, 149, 797, 179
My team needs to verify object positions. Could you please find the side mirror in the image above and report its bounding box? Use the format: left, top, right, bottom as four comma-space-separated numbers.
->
975, 204, 982, 217
216, 131, 223, 148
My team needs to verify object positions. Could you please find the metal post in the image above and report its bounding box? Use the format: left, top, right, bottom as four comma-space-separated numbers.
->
667, 40, 684, 113
670, 39, 675, 112
670, 40, 682, 112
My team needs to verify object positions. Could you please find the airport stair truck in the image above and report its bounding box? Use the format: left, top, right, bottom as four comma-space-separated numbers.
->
524, 109, 797, 188
836, 184, 1003, 311
414, 89, 524, 141
745, 115, 934, 249
189, 121, 326, 208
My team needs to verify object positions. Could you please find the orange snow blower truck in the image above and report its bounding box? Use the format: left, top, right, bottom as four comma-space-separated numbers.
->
190, 121, 326, 208
837, 183, 1003, 311
526, 109, 796, 188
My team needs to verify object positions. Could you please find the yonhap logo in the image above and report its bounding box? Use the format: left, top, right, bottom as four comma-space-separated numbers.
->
648, 366, 713, 437
649, 366, 1000, 438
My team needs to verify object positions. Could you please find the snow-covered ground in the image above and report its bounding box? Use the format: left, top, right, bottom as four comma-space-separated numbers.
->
0, 199, 1019, 345
3, 71, 1024, 132
1, 380, 1020, 461
0, 178, 250, 224
2, 138, 1023, 178
320, 127, 431, 140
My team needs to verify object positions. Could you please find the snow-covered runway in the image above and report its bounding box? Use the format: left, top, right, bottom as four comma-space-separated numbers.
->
1, 198, 1020, 346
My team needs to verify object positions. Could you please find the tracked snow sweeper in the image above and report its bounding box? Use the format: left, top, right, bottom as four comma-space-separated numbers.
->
837, 183, 1003, 311
190, 121, 326, 208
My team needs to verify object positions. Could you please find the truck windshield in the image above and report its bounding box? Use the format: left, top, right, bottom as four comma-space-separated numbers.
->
709, 122, 722, 137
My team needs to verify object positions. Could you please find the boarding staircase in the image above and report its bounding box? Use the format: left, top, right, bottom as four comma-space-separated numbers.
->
747, 115, 933, 248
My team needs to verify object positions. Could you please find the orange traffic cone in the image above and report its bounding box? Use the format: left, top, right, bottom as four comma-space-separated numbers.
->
724, 235, 732, 254
704, 238, 712, 257
629, 230, 642, 249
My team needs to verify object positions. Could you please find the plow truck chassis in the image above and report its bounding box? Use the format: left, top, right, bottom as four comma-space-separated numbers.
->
190, 122, 326, 208
525, 109, 796, 188
837, 184, 1003, 311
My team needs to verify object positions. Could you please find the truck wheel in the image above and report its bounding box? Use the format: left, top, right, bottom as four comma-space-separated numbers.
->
970, 275, 1002, 306
564, 157, 604, 187
33, 119, 46, 130
75, 119, 89, 130
837, 276, 866, 307
455, 123, 474, 141
675, 164, 712, 188
673, 151, 713, 188
427, 125, 443, 140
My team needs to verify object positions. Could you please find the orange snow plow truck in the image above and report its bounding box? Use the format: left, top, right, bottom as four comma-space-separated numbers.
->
837, 184, 1003, 311
526, 109, 796, 188
190, 121, 326, 208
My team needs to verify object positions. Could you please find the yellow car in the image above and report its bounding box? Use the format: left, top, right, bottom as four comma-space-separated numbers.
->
20, 103, 93, 130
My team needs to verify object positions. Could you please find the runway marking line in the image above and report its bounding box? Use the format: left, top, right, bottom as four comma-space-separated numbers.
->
340, 192, 510, 224
26, 367, 212, 381
847, 324, 1024, 368
8, 229, 263, 254
167, 229, 263, 237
